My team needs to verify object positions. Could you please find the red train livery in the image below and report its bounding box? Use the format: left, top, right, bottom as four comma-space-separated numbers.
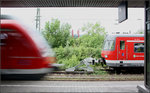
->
0, 15, 56, 79
101, 34, 144, 67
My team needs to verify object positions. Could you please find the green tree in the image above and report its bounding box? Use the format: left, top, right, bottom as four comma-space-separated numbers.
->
81, 22, 106, 35
42, 19, 71, 48
75, 22, 106, 48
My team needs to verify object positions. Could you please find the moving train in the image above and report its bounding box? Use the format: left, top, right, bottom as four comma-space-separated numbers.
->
101, 34, 144, 69
0, 15, 56, 79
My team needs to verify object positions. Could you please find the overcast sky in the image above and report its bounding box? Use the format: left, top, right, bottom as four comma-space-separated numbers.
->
2, 8, 144, 35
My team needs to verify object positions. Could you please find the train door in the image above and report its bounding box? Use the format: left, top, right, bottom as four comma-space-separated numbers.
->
117, 38, 126, 60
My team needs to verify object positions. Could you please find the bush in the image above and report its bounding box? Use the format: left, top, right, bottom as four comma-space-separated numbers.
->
43, 21, 106, 71
54, 46, 102, 69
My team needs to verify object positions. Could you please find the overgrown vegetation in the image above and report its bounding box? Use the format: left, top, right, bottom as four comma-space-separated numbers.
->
42, 19, 71, 48
42, 19, 106, 72
54, 46, 102, 69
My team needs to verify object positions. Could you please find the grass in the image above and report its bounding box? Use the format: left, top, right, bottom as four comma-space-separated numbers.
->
91, 64, 109, 75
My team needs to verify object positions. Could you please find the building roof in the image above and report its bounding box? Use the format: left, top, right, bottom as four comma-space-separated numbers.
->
1, 0, 145, 7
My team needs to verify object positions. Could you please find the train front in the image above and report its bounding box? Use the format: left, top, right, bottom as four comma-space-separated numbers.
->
0, 15, 56, 79
101, 35, 116, 67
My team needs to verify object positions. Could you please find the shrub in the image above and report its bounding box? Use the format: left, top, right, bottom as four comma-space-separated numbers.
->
54, 46, 102, 69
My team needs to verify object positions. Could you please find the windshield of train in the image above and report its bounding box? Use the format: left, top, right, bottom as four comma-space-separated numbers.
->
103, 40, 115, 50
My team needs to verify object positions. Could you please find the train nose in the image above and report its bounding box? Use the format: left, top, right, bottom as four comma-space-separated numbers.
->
50, 63, 64, 71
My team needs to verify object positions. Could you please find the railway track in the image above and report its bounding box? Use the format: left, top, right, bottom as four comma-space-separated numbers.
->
2, 68, 143, 81
44, 72, 144, 81
42, 67, 144, 81
52, 67, 144, 74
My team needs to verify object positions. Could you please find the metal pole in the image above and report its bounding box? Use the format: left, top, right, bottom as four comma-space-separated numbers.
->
35, 8, 41, 31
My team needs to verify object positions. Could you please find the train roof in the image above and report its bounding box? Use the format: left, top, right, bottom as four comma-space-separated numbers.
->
105, 34, 144, 40
107, 34, 144, 37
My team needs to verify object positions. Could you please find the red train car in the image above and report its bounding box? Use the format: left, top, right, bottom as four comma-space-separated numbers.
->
0, 15, 56, 79
101, 34, 144, 68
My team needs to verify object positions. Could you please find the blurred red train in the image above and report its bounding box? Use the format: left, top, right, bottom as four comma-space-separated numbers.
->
0, 15, 56, 79
101, 34, 144, 68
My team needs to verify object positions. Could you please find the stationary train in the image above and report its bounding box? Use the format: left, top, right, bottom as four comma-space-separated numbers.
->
101, 34, 144, 68
0, 15, 56, 79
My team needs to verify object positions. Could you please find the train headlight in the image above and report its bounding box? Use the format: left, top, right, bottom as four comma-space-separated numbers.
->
105, 55, 108, 58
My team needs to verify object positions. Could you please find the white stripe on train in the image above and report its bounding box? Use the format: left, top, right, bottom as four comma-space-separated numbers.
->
106, 60, 144, 63
1, 68, 53, 74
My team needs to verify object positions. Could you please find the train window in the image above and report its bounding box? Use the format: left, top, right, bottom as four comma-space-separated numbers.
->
103, 40, 115, 50
111, 42, 115, 50
0, 33, 8, 45
120, 41, 125, 50
134, 43, 144, 53
0, 29, 16, 45
0, 29, 15, 32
